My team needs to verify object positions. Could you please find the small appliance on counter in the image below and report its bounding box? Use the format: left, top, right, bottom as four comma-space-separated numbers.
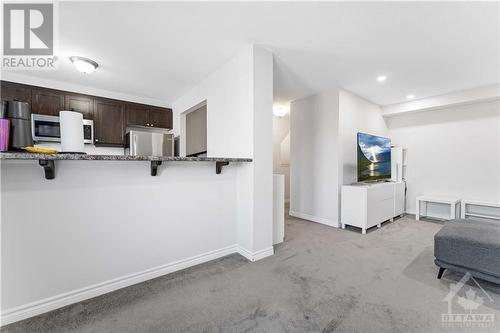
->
6, 100, 33, 150
59, 111, 85, 153
125, 130, 174, 157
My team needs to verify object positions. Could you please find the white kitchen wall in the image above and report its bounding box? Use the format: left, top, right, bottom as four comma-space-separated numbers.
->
290, 90, 340, 227
388, 100, 500, 215
273, 112, 290, 201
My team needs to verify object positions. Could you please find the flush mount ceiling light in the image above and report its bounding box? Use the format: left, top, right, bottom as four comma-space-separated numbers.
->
376, 75, 387, 82
70, 56, 98, 74
406, 94, 416, 100
273, 105, 288, 118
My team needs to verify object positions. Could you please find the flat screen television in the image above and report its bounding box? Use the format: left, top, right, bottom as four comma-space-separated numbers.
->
357, 132, 391, 182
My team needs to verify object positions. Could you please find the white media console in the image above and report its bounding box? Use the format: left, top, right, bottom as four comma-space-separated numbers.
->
341, 181, 405, 234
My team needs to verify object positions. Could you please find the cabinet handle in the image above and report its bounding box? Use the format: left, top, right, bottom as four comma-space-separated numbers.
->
150, 124, 154, 127
95, 139, 99, 142
147, 123, 150, 126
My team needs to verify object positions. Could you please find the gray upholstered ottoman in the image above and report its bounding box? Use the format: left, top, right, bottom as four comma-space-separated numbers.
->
434, 219, 500, 284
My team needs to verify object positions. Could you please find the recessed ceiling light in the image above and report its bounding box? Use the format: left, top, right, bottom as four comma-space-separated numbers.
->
407, 94, 415, 100
70, 56, 98, 74
273, 105, 288, 118
376, 75, 387, 82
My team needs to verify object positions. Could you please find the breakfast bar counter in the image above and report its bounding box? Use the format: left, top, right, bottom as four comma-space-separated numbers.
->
0, 152, 252, 178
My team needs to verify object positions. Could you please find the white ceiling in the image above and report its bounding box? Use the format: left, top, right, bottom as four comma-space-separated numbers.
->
8, 1, 499, 106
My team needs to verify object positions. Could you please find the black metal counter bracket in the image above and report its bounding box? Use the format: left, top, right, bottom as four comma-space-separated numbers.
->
39, 160, 55, 180
216, 161, 229, 174
151, 161, 162, 176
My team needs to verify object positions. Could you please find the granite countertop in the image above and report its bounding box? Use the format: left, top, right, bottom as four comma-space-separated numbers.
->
0, 152, 252, 163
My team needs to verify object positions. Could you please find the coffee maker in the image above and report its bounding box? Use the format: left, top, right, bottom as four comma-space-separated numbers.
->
6, 100, 33, 150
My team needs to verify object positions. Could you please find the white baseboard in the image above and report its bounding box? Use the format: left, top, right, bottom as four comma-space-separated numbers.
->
237, 245, 274, 262
289, 210, 339, 228
1, 244, 240, 326
1, 242, 276, 326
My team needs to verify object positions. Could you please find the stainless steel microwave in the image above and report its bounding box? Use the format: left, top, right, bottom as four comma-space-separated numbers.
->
31, 114, 94, 144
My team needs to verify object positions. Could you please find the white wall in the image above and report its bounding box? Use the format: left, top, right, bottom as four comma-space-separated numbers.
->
273, 113, 290, 200
173, 47, 253, 158
1, 160, 238, 322
173, 45, 274, 254
290, 90, 340, 227
338, 90, 388, 186
388, 100, 500, 215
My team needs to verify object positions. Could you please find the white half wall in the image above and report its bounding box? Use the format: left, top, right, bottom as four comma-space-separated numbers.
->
1, 160, 238, 323
290, 90, 340, 227
388, 100, 500, 215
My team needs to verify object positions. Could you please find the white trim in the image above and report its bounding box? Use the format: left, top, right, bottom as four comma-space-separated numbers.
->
1, 244, 239, 326
289, 210, 339, 228
236, 246, 274, 262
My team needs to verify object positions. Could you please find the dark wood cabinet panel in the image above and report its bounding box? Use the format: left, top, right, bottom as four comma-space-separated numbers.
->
126, 103, 149, 127
149, 107, 172, 129
65, 94, 94, 120
0, 81, 32, 104
1, 81, 172, 147
93, 98, 125, 146
32, 88, 65, 116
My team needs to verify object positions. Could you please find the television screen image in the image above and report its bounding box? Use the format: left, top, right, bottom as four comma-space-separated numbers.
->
357, 132, 391, 182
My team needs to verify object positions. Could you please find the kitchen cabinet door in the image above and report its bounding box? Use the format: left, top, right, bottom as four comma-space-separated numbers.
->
65, 94, 94, 120
149, 107, 172, 129
32, 88, 65, 116
0, 81, 32, 104
93, 98, 125, 146
126, 103, 149, 127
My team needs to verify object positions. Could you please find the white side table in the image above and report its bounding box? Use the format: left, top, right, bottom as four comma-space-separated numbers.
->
416, 195, 461, 221
461, 199, 500, 220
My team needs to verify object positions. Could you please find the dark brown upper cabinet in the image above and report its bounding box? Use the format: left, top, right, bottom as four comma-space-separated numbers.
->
126, 103, 149, 127
32, 88, 65, 116
93, 98, 125, 146
126, 103, 173, 129
65, 94, 94, 120
149, 107, 172, 129
1, 81, 32, 104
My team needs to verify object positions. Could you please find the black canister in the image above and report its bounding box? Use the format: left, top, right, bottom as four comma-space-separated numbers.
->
6, 100, 33, 149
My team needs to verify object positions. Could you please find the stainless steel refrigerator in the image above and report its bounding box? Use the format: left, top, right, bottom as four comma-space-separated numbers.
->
125, 130, 174, 157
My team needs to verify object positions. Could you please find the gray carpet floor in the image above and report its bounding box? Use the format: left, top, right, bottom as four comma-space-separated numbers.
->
3, 214, 500, 333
